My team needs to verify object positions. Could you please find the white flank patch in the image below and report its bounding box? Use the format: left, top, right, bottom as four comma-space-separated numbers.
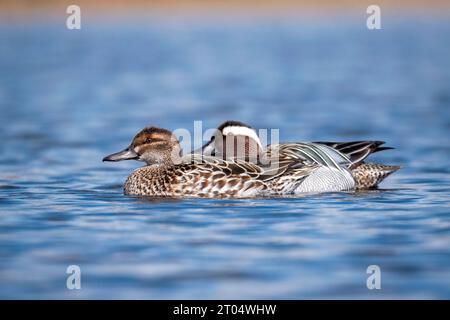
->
222, 125, 263, 149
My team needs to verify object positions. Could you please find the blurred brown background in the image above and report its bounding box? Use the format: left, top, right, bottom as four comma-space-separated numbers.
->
2, 0, 450, 16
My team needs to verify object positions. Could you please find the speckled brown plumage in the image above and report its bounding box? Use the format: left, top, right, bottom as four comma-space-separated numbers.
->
351, 163, 400, 189
123, 157, 270, 198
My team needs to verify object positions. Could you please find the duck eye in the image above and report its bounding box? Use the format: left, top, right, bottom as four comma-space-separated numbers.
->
145, 138, 152, 143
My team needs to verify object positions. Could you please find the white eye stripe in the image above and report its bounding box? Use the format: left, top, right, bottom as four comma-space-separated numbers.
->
222, 126, 263, 149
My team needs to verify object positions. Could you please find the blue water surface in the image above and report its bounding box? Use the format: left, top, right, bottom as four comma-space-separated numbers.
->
0, 14, 449, 299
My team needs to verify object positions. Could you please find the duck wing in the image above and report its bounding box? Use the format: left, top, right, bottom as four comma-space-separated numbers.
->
266, 143, 352, 170
182, 153, 309, 183
313, 141, 393, 167
183, 154, 263, 177
262, 143, 353, 193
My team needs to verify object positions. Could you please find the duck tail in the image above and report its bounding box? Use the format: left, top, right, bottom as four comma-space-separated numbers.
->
351, 163, 401, 189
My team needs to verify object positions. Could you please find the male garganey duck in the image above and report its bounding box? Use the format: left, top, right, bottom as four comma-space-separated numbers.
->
199, 120, 400, 192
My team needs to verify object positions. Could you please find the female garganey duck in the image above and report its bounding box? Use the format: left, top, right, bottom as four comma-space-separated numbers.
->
103, 126, 271, 197
198, 120, 400, 192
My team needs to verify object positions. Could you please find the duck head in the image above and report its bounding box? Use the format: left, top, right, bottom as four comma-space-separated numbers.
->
201, 120, 264, 162
103, 127, 182, 165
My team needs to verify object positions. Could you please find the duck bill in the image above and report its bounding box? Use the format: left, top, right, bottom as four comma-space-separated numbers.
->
103, 147, 138, 162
